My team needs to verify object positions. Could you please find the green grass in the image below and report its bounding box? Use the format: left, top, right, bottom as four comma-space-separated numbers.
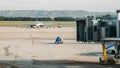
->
0, 21, 76, 27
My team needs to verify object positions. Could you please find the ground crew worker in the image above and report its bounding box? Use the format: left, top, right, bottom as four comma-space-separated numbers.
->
55, 36, 63, 44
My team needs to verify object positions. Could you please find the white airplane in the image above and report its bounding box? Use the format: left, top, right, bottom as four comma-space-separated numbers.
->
30, 18, 44, 28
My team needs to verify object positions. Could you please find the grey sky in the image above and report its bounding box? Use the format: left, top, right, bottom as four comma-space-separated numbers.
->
0, 0, 120, 12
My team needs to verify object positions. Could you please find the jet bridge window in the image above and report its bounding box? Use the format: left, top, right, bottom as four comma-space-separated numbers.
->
94, 26, 98, 31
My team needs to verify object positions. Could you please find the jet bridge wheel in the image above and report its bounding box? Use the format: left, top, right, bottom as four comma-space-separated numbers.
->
107, 58, 116, 65
99, 57, 116, 65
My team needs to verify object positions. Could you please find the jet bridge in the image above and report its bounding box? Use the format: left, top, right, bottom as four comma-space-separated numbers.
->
76, 10, 120, 64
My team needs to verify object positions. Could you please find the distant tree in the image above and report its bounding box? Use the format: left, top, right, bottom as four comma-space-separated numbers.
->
0, 16, 5, 20
54, 17, 76, 21
97, 14, 117, 20
38, 17, 52, 21
102, 14, 111, 20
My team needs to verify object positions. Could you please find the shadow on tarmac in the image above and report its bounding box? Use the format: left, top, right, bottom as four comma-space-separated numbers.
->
79, 52, 103, 57
0, 60, 120, 68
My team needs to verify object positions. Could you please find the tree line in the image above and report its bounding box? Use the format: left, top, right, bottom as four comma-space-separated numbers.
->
96, 14, 117, 20
0, 16, 76, 21
0, 17, 53, 21
0, 14, 117, 21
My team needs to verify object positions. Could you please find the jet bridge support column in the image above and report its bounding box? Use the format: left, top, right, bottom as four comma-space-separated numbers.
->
102, 43, 108, 63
